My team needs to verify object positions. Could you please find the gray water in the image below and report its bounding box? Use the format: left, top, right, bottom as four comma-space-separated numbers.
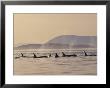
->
14, 56, 97, 75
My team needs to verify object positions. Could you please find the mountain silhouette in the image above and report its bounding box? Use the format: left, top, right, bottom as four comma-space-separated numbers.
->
14, 44, 42, 49
43, 35, 97, 48
15, 35, 97, 49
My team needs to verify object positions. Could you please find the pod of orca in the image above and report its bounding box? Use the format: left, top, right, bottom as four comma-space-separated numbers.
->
15, 51, 97, 59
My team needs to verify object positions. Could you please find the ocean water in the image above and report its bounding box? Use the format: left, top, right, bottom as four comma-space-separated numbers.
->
14, 49, 97, 75
14, 56, 97, 75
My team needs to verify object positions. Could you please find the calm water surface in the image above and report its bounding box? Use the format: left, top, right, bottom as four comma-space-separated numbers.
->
14, 56, 97, 75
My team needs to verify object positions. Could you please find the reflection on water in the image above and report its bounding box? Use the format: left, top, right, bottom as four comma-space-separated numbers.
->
14, 56, 97, 75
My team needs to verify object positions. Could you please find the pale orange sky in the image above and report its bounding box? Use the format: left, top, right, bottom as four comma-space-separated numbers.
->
14, 13, 97, 45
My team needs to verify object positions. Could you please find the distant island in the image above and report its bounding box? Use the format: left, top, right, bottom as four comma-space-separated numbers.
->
14, 35, 97, 50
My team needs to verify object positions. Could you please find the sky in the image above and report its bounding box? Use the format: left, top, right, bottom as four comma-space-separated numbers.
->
14, 13, 97, 46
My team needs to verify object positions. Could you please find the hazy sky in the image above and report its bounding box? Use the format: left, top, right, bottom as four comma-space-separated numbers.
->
14, 13, 97, 45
